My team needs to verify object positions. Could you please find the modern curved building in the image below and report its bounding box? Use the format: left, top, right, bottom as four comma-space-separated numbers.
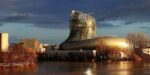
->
60, 10, 97, 50
60, 10, 132, 52
64, 10, 96, 41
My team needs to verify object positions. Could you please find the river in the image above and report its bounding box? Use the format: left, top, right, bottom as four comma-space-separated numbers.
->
1, 61, 150, 75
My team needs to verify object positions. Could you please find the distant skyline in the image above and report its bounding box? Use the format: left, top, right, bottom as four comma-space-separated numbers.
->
0, 0, 150, 44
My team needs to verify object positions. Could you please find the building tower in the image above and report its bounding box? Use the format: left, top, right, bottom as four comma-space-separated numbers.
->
60, 10, 97, 50
66, 10, 96, 41
0, 33, 9, 52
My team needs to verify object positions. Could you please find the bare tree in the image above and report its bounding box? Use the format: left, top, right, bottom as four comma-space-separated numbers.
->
127, 32, 150, 54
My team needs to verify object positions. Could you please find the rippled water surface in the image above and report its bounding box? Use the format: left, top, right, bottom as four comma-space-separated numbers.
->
1, 61, 150, 75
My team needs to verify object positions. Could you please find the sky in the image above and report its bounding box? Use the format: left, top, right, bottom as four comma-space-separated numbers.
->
0, 0, 150, 44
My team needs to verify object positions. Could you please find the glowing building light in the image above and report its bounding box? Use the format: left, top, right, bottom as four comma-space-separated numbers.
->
93, 50, 96, 57
120, 42, 129, 48
0, 33, 9, 52
120, 52, 127, 58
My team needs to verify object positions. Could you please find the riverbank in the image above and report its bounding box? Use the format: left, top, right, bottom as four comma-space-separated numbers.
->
0, 62, 37, 72
37, 50, 133, 62
0, 62, 35, 68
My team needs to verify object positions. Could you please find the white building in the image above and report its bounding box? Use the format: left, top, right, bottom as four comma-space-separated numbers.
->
0, 33, 9, 52
142, 48, 150, 55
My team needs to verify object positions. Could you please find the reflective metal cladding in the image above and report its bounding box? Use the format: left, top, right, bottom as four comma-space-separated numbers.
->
61, 10, 96, 49
60, 10, 131, 50
68, 10, 96, 41
60, 10, 97, 50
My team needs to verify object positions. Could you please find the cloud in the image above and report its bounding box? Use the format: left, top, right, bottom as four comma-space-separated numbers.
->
97, 21, 119, 28
97, 20, 137, 28
0, 0, 150, 43
97, 0, 150, 22
0, 0, 150, 29
32, 23, 67, 29
0, 23, 3, 26
124, 21, 135, 25
0, 12, 65, 29
140, 26, 150, 30
0, 13, 31, 22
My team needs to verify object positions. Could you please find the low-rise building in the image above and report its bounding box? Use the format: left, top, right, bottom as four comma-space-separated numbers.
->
20, 39, 41, 52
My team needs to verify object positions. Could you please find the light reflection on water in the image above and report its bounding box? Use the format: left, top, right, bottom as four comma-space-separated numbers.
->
85, 68, 93, 75
1, 61, 150, 75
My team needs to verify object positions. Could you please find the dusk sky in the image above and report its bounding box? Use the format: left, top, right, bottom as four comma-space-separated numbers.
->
0, 0, 150, 44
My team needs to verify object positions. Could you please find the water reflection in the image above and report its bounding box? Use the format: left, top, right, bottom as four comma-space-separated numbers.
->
0, 64, 38, 75
1, 61, 150, 75
84, 61, 150, 75
113, 62, 132, 75
85, 68, 93, 75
